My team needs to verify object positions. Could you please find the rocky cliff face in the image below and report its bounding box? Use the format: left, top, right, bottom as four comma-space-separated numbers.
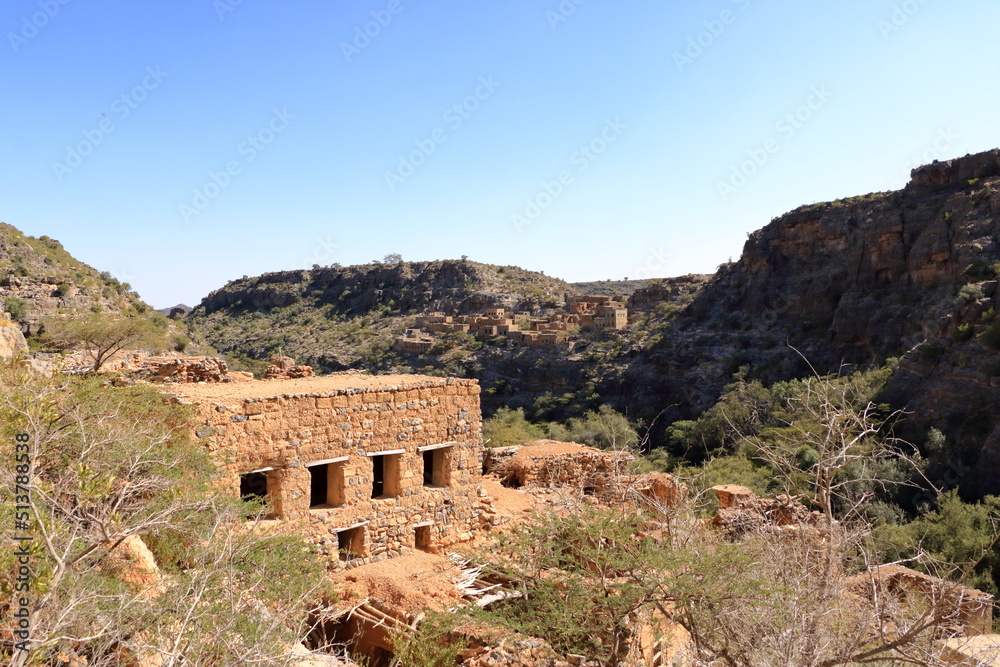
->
625, 149, 1000, 495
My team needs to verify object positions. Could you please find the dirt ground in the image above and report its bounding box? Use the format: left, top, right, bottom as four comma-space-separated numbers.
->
335, 549, 465, 612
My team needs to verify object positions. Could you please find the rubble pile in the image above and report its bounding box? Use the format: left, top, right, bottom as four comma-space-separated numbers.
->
711, 484, 824, 538
131, 355, 231, 383
263, 355, 315, 379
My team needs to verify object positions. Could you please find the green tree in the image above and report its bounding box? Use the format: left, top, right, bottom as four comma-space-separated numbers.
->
482, 407, 545, 448
877, 490, 1000, 596
3, 297, 28, 323
42, 312, 164, 372
547, 404, 641, 451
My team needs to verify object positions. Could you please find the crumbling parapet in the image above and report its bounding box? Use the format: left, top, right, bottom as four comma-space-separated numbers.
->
845, 565, 994, 637
131, 355, 231, 383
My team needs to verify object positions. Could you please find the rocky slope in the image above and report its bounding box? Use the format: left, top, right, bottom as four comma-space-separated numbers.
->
188, 260, 579, 373
0, 222, 147, 334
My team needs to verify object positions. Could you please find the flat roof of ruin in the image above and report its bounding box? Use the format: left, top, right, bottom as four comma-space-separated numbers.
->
163, 373, 476, 404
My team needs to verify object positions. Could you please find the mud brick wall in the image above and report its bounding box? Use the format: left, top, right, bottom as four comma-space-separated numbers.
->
184, 377, 484, 565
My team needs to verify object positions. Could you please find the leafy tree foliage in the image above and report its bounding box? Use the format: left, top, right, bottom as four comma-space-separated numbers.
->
546, 404, 641, 451
42, 312, 165, 372
877, 490, 1000, 596
482, 407, 545, 448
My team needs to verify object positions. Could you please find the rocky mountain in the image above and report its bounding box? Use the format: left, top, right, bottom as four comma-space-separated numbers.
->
188, 260, 578, 373
158, 303, 192, 318
0, 222, 148, 334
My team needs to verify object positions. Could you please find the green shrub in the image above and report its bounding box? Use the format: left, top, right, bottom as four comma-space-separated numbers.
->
547, 404, 640, 451
957, 284, 984, 304
56, 283, 71, 297
3, 297, 28, 322
171, 333, 191, 353
482, 407, 545, 448
963, 262, 998, 281
978, 322, 1000, 350
954, 323, 974, 342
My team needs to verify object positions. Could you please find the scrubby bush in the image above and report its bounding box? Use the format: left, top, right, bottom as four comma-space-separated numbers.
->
547, 404, 640, 451
3, 297, 27, 322
978, 322, 1000, 350
482, 407, 545, 448
957, 283, 984, 304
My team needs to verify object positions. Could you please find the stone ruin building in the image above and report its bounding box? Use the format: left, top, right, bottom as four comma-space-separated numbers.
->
396, 298, 630, 353
167, 373, 485, 565
564, 294, 628, 330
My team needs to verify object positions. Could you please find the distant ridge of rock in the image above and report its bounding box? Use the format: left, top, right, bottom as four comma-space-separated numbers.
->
158, 304, 192, 318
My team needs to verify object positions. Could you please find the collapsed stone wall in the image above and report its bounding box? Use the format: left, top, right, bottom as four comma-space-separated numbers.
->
485, 441, 686, 509
182, 377, 484, 565
485, 442, 632, 497
132, 355, 231, 383
844, 565, 994, 637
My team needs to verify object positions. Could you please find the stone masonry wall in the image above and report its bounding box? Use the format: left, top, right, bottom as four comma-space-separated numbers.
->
182, 377, 483, 566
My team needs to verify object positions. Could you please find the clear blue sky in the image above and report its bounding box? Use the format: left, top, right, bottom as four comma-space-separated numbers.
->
1, 0, 998, 308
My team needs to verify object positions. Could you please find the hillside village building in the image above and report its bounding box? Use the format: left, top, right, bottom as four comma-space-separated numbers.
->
167, 373, 484, 564
396, 297, 629, 352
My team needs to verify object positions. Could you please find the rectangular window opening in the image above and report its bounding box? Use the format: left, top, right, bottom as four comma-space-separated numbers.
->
338, 525, 365, 562
414, 525, 431, 552
309, 458, 348, 509
371, 453, 401, 499
310, 464, 329, 508
371, 455, 384, 499
240, 471, 268, 502
422, 448, 451, 488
